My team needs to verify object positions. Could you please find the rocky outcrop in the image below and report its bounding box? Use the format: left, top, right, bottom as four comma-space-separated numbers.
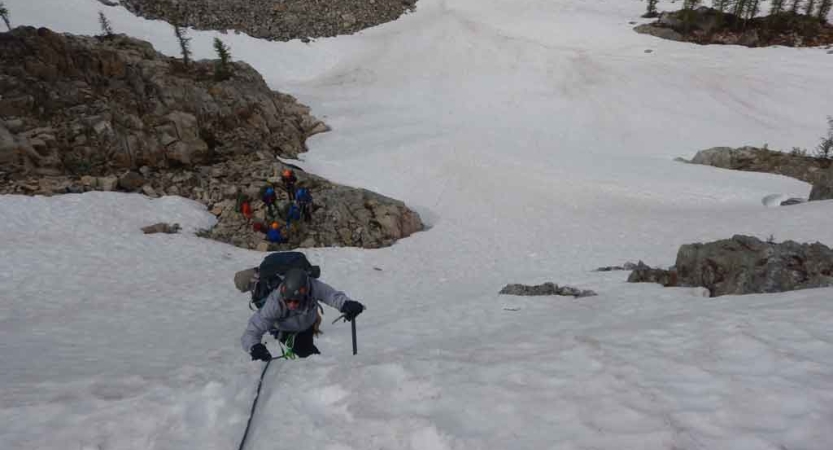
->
120, 0, 417, 42
628, 235, 833, 297
201, 163, 424, 250
687, 146, 832, 201
677, 235, 833, 296
0, 27, 326, 177
627, 261, 678, 286
809, 168, 833, 201
499, 282, 597, 298
635, 7, 833, 47
0, 27, 424, 250
633, 23, 683, 42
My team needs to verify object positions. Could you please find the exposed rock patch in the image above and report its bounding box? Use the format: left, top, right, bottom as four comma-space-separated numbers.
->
685, 146, 833, 201
635, 7, 833, 47
628, 235, 833, 297
0, 27, 424, 250
499, 282, 597, 298
627, 261, 678, 287
121, 0, 417, 42
595, 262, 639, 272
142, 222, 181, 234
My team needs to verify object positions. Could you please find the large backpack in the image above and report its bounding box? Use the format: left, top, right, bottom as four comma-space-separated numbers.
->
235, 252, 321, 309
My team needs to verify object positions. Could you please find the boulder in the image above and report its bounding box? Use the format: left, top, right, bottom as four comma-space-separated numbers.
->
0, 27, 325, 177
627, 261, 678, 286
689, 146, 826, 186
499, 282, 597, 298
141, 222, 181, 234
674, 235, 833, 296
809, 168, 833, 201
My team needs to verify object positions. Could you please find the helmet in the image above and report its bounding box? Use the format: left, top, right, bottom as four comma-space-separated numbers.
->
270, 221, 280, 230
282, 169, 293, 178
280, 268, 310, 303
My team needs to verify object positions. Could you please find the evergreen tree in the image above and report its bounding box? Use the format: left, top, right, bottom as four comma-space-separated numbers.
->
173, 24, 192, 67
98, 11, 114, 38
816, 116, 833, 160
0, 2, 10, 31
713, 0, 731, 12
746, 0, 761, 19
770, 0, 786, 14
819, 0, 832, 21
643, 0, 660, 18
805, 0, 817, 15
789, 0, 803, 13
732, 0, 747, 17
213, 37, 233, 80
683, 0, 701, 9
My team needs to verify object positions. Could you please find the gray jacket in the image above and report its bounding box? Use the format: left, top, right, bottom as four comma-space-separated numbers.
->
240, 278, 351, 352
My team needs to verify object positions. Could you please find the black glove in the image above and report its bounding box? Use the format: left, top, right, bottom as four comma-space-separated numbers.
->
250, 343, 272, 361
340, 300, 365, 321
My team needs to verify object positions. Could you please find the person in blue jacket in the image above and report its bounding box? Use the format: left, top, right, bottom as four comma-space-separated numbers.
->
285, 202, 301, 228
295, 187, 313, 222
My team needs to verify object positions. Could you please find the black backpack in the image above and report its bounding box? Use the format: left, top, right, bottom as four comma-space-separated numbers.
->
248, 252, 320, 309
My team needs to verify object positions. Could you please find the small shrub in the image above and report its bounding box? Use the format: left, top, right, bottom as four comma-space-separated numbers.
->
819, 0, 832, 22
714, 0, 732, 13
643, 0, 660, 18
789, 0, 803, 13
814, 116, 833, 160
213, 37, 233, 80
0, 2, 10, 31
98, 11, 114, 38
173, 24, 192, 67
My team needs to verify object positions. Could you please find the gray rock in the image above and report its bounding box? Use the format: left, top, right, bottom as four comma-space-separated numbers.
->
596, 261, 639, 272
3, 119, 25, 133
499, 282, 597, 298
690, 146, 827, 185
675, 235, 833, 297
98, 176, 119, 191
780, 197, 806, 206
634, 24, 684, 42
141, 222, 181, 234
809, 181, 833, 200
0, 123, 16, 165
80, 176, 97, 188
627, 261, 678, 286
809, 167, 833, 201
118, 172, 146, 191
141, 184, 158, 197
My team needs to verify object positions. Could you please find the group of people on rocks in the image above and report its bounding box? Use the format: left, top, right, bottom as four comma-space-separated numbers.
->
239, 169, 316, 244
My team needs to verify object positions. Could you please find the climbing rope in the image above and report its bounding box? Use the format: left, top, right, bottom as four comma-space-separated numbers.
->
236, 335, 296, 450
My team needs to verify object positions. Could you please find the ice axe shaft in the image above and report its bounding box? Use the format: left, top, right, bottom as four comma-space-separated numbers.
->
351, 318, 357, 355
331, 313, 359, 355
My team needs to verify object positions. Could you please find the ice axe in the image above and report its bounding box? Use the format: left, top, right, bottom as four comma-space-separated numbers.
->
332, 313, 359, 355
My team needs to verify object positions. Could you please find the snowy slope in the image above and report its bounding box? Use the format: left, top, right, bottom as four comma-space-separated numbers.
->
2, 0, 833, 449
